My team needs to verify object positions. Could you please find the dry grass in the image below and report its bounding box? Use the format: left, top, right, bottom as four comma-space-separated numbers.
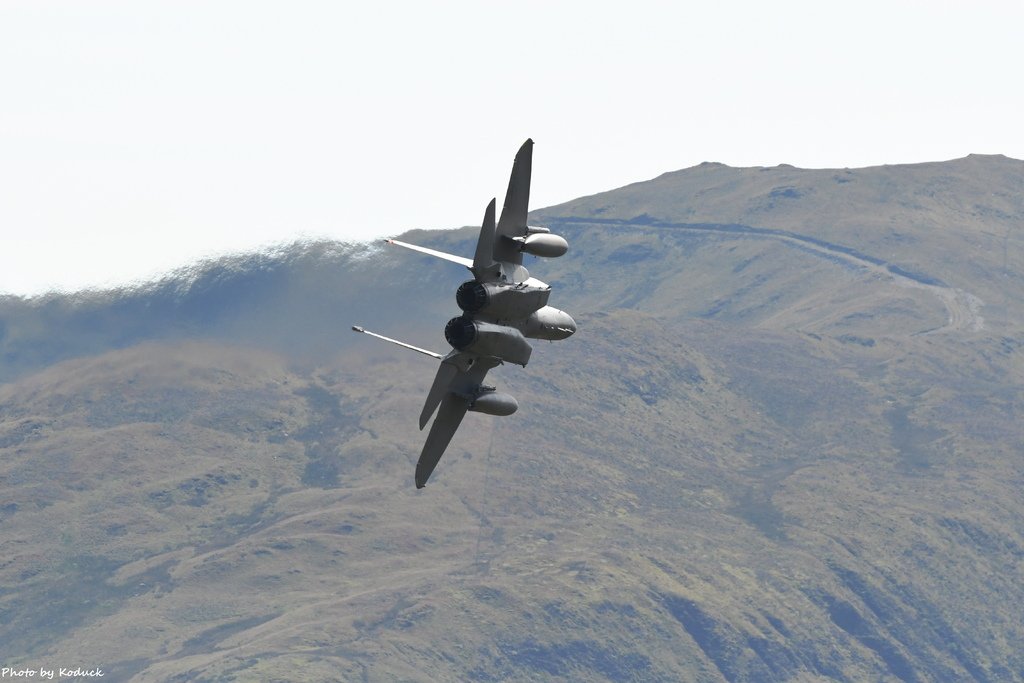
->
2, 155, 1023, 681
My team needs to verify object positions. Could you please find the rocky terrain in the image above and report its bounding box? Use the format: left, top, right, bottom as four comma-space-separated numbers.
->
1, 154, 1022, 681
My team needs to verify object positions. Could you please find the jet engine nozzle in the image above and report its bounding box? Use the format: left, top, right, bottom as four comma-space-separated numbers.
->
444, 315, 476, 349
456, 280, 489, 313
444, 316, 533, 366
455, 280, 551, 318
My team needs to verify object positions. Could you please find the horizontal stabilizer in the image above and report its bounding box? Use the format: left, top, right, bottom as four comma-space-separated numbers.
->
420, 357, 459, 429
416, 394, 469, 488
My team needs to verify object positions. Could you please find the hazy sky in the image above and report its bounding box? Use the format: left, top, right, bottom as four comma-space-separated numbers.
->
2, 1, 1021, 295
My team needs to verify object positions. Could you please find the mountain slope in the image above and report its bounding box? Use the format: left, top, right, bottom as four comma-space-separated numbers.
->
1, 155, 1022, 681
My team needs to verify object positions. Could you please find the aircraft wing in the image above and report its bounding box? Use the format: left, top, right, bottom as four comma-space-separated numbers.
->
415, 351, 500, 488
416, 394, 469, 489
385, 239, 473, 270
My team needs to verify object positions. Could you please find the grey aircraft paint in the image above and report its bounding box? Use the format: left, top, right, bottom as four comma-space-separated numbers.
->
352, 139, 576, 488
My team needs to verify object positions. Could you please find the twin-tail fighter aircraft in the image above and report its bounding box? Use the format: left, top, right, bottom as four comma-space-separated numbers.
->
352, 139, 576, 488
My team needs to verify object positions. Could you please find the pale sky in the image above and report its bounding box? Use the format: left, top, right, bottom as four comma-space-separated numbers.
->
1, 0, 1021, 295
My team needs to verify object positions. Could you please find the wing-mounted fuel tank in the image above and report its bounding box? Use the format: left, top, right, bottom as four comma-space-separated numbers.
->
456, 279, 551, 318
521, 306, 577, 341
507, 226, 569, 258
468, 390, 518, 416
444, 316, 533, 366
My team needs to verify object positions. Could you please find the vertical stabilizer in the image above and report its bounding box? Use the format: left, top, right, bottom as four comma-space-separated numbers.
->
494, 139, 533, 265
472, 198, 498, 281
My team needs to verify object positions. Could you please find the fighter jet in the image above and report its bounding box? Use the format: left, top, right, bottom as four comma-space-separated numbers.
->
352, 139, 576, 488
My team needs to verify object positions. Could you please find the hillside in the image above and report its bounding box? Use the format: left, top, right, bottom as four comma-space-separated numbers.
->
1, 155, 1022, 681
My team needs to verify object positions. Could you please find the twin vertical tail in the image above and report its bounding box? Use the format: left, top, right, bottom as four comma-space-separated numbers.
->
471, 198, 498, 281
493, 139, 534, 266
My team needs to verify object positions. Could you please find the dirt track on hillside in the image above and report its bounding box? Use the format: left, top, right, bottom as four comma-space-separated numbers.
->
548, 217, 986, 334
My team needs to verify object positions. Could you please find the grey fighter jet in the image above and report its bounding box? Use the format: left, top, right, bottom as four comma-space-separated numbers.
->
352, 139, 576, 488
